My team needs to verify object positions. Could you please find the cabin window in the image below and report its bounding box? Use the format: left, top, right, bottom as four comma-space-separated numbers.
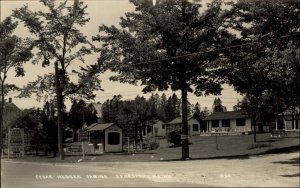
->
142, 128, 146, 136
147, 126, 152, 133
212, 120, 219, 128
236, 118, 246, 126
192, 124, 199, 131
222, 119, 230, 127
162, 124, 165, 129
108, 132, 120, 145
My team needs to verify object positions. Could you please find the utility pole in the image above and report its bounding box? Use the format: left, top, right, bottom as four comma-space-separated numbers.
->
0, 96, 3, 188
55, 62, 64, 160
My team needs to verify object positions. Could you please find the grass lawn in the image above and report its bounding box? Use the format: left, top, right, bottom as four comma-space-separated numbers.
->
3, 132, 299, 163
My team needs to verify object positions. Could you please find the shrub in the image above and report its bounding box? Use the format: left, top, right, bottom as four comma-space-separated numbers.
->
143, 137, 160, 150
149, 140, 160, 150
167, 131, 182, 147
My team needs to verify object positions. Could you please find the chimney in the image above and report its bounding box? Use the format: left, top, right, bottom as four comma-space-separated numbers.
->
97, 118, 103, 124
9, 97, 12, 103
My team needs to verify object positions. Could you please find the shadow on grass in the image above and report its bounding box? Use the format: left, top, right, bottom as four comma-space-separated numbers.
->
273, 157, 300, 166
281, 173, 300, 178
256, 139, 279, 143
159, 145, 300, 162
263, 145, 300, 154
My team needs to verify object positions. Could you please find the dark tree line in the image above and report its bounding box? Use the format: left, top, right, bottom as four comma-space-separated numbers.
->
100, 93, 192, 141
102, 93, 185, 123
10, 103, 58, 157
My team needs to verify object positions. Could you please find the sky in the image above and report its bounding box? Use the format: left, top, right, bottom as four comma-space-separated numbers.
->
1, 0, 243, 111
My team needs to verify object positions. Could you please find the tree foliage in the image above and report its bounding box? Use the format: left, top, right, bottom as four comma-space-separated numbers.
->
12, 0, 103, 102
93, 0, 234, 159
0, 16, 33, 150
212, 97, 227, 112
101, 93, 182, 141
67, 99, 98, 138
223, 0, 300, 140
225, 0, 300, 114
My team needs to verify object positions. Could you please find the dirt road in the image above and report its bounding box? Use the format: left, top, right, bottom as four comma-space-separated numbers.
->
2, 152, 299, 187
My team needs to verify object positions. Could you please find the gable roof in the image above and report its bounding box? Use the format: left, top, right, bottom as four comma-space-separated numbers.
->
86, 122, 120, 131
3, 101, 23, 130
203, 111, 249, 121
166, 116, 196, 124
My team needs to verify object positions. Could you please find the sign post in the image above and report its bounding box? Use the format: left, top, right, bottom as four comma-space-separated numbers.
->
8, 128, 25, 158
78, 130, 89, 160
180, 134, 188, 140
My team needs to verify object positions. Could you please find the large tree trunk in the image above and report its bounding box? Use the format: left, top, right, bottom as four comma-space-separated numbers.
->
292, 115, 294, 129
252, 111, 257, 142
0, 84, 4, 149
0, 83, 4, 187
181, 87, 189, 159
55, 62, 64, 160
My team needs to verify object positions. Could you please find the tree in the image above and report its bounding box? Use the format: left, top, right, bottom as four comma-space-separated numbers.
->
13, 0, 103, 159
68, 100, 82, 141
212, 98, 227, 112
9, 109, 39, 132
262, 45, 300, 121
0, 17, 33, 165
165, 96, 177, 122
224, 0, 300, 142
85, 103, 98, 125
93, 0, 233, 159
193, 102, 201, 121
201, 107, 210, 118
158, 93, 167, 121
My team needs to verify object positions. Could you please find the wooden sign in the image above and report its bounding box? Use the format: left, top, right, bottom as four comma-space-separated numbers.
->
180, 134, 188, 139
78, 130, 89, 142
8, 128, 25, 157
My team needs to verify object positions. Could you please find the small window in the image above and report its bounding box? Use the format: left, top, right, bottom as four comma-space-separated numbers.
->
222, 119, 230, 127
142, 128, 146, 136
162, 124, 165, 129
108, 132, 120, 145
192, 124, 199, 132
236, 118, 246, 126
147, 126, 152, 133
212, 120, 219, 128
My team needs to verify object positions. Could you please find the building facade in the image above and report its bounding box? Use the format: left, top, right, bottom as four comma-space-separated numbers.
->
142, 120, 166, 137
86, 123, 123, 153
165, 117, 201, 136
203, 111, 252, 133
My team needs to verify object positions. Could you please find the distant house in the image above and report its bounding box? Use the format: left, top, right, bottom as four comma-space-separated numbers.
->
3, 98, 23, 131
203, 111, 252, 133
165, 117, 201, 136
142, 120, 166, 137
275, 109, 299, 131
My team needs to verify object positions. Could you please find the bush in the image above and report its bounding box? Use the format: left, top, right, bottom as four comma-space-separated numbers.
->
149, 140, 160, 150
143, 137, 160, 150
167, 131, 182, 147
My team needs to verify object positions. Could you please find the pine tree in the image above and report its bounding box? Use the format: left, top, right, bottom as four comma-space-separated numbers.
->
212, 98, 227, 112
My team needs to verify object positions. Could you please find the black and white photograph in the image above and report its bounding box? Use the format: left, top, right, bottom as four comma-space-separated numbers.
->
0, 0, 299, 187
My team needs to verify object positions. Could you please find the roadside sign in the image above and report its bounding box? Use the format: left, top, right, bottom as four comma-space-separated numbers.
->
8, 128, 25, 158
78, 130, 89, 142
78, 130, 89, 161
180, 134, 188, 139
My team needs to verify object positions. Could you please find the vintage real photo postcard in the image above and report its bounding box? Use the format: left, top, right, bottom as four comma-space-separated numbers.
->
1, 0, 299, 187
